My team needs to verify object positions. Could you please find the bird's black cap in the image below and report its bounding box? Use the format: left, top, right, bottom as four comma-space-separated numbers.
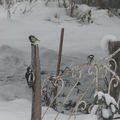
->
29, 35, 34, 40
88, 54, 94, 58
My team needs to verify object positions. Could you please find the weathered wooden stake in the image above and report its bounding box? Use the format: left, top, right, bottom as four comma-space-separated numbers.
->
108, 41, 120, 105
52, 28, 64, 108
56, 28, 64, 76
31, 44, 41, 120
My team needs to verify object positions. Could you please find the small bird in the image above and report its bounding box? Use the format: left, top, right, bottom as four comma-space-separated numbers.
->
87, 54, 94, 65
29, 35, 40, 44
25, 66, 34, 88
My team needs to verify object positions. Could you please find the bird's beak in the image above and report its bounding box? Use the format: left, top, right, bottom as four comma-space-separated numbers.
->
37, 38, 40, 41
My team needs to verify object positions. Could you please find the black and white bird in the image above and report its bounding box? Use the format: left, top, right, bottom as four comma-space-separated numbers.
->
87, 54, 94, 65
29, 35, 40, 44
25, 66, 34, 88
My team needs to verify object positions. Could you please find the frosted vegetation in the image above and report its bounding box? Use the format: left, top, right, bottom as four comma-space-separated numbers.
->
91, 91, 118, 120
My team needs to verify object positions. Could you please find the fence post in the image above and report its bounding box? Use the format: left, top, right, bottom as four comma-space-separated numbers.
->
52, 28, 64, 108
56, 28, 64, 76
108, 41, 120, 105
31, 44, 41, 120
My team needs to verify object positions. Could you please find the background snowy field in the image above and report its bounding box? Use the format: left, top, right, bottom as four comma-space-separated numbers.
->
0, 1, 120, 120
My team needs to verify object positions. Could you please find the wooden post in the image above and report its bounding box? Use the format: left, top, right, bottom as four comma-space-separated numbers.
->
31, 44, 41, 120
108, 41, 120, 104
52, 28, 64, 108
70, 0, 75, 17
56, 28, 64, 76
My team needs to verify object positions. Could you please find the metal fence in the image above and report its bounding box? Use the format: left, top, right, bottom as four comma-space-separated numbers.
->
41, 48, 120, 120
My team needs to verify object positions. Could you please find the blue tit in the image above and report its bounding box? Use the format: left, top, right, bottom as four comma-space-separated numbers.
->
87, 54, 94, 65
29, 35, 40, 44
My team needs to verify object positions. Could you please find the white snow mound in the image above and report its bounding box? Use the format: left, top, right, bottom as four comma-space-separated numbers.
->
101, 35, 118, 52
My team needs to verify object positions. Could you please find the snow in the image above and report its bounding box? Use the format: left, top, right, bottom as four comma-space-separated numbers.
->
0, 6, 7, 19
111, 104, 116, 113
92, 91, 118, 120
102, 108, 110, 119
78, 4, 91, 12
0, 99, 97, 120
0, 2, 120, 57
104, 93, 117, 106
95, 91, 117, 106
101, 35, 118, 52
0, 99, 31, 120
95, 91, 103, 100
91, 105, 98, 114
0, 1, 120, 120
66, 4, 91, 18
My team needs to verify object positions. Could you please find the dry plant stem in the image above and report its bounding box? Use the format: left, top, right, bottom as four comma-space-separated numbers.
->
54, 71, 82, 120
67, 78, 96, 120
42, 79, 64, 120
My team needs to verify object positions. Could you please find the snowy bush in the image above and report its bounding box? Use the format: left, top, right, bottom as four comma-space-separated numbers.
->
66, 4, 93, 24
77, 5, 93, 24
62, 0, 69, 8
45, 0, 69, 8
107, 8, 120, 18
77, 9, 93, 24
91, 91, 118, 120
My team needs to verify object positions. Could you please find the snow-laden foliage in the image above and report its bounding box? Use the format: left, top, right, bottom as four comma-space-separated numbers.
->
91, 91, 118, 120
66, 4, 93, 24
107, 8, 120, 18
45, 0, 69, 8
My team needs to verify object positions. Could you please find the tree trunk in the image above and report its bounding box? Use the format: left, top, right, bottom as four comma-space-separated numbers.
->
70, 0, 75, 17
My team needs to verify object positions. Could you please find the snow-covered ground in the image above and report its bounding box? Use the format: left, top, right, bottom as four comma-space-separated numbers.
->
0, 1, 120, 120
0, 99, 97, 120
0, 2, 120, 57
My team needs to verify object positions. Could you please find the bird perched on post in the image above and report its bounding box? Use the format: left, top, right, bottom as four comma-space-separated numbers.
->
29, 35, 40, 44
87, 54, 94, 65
